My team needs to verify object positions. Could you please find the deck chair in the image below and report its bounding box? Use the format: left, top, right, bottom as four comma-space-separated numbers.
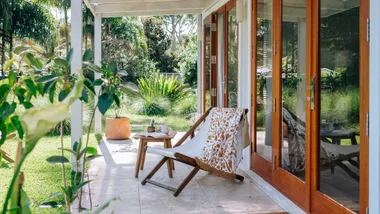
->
0, 149, 15, 163
282, 107, 360, 181
141, 108, 248, 197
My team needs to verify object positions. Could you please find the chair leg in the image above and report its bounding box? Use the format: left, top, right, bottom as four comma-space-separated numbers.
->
164, 140, 173, 178
235, 174, 244, 181
336, 161, 359, 181
173, 166, 200, 197
141, 157, 169, 185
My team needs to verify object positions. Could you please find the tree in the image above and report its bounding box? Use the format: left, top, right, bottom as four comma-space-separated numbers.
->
1, 1, 55, 75
143, 17, 179, 74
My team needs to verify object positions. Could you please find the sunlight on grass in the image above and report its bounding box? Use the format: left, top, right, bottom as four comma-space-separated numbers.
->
0, 134, 98, 213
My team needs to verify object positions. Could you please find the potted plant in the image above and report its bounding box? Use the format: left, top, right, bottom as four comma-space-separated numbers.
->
85, 60, 138, 140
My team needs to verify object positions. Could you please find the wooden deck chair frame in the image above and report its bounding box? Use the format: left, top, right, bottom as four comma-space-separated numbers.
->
141, 108, 247, 197
0, 149, 15, 163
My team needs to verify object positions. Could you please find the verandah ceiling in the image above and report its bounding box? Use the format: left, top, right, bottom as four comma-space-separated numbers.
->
84, 0, 215, 17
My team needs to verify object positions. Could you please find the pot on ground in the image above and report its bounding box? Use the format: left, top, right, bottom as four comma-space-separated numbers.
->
105, 117, 131, 140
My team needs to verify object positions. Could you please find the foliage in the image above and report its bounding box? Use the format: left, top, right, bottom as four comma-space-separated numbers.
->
84, 60, 138, 117
175, 93, 197, 118
12, 2, 55, 45
1, 71, 84, 214
138, 74, 188, 105
143, 18, 180, 74
179, 35, 197, 87
102, 17, 155, 82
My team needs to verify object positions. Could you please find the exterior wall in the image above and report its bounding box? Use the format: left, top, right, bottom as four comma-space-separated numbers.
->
237, 0, 252, 168
369, 0, 380, 212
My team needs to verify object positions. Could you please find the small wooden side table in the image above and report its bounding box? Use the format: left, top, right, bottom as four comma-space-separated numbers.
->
133, 131, 176, 178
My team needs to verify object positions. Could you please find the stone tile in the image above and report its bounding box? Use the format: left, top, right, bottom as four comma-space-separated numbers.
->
75, 133, 287, 214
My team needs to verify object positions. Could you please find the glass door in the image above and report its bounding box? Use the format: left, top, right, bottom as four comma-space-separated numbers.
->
251, 0, 274, 183
226, 6, 238, 108
311, 0, 369, 213
203, 18, 212, 113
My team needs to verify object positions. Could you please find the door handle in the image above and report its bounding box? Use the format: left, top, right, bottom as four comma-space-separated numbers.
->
307, 76, 315, 110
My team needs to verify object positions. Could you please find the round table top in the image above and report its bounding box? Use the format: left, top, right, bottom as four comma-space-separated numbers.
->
133, 131, 177, 140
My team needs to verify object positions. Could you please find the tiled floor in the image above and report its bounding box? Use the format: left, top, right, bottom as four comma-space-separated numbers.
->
78, 134, 287, 214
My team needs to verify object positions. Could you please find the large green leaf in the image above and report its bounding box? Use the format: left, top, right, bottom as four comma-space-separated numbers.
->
80, 88, 89, 103
83, 49, 92, 61
48, 82, 57, 103
20, 189, 33, 214
0, 102, 17, 121
93, 79, 103, 86
46, 156, 70, 164
83, 62, 103, 74
19, 71, 84, 155
11, 116, 24, 140
58, 90, 68, 102
3, 56, 18, 71
8, 71, 17, 87
113, 94, 120, 107
24, 79, 37, 97
0, 85, 11, 104
39, 201, 61, 209
36, 75, 58, 83
84, 79, 95, 95
54, 58, 69, 68
98, 93, 113, 115
117, 70, 129, 77
66, 48, 74, 63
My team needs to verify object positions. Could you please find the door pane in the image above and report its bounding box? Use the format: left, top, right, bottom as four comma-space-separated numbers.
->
228, 8, 238, 108
319, 1, 360, 212
281, 1, 307, 180
256, 0, 273, 161
205, 24, 211, 110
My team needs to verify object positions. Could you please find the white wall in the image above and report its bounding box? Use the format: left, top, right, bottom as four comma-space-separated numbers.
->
369, 0, 380, 212
237, 0, 252, 168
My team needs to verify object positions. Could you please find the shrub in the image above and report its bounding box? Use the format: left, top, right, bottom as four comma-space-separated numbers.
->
137, 74, 189, 105
175, 93, 197, 118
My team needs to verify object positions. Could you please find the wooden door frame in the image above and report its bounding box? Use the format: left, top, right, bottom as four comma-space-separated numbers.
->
310, 0, 370, 213
250, 0, 275, 184
210, 13, 218, 108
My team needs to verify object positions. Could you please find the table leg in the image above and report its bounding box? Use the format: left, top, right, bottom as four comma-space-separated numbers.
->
140, 141, 147, 170
135, 139, 144, 178
164, 140, 173, 178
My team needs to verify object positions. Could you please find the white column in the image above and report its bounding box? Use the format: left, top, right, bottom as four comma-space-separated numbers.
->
94, 14, 102, 134
238, 0, 251, 168
369, 0, 380, 213
197, 14, 203, 115
71, 0, 83, 171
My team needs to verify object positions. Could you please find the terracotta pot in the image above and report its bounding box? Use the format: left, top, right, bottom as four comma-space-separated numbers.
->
105, 117, 131, 140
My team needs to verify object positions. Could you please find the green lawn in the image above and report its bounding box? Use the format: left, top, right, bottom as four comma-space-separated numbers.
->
0, 134, 98, 213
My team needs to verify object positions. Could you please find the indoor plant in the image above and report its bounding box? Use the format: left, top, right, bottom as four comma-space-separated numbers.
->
85, 60, 138, 140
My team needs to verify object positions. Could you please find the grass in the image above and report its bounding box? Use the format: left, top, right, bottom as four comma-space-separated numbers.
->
0, 134, 99, 213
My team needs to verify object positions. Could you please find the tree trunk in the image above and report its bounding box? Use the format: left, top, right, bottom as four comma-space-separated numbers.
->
1, 33, 5, 75
170, 16, 176, 52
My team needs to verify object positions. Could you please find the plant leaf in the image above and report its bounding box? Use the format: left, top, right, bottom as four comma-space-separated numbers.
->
48, 191, 63, 199
24, 79, 37, 97
117, 70, 129, 77
93, 79, 103, 86
0, 84, 11, 104
72, 181, 90, 193
58, 90, 68, 102
23, 102, 34, 109
83, 49, 92, 61
3, 56, 18, 71
84, 197, 120, 214
84, 79, 95, 94
98, 93, 113, 115
66, 48, 74, 63
54, 58, 69, 68
11, 116, 24, 140
49, 81, 57, 103
39, 201, 61, 209
113, 94, 120, 107
8, 70, 17, 87
83, 62, 103, 74
46, 156, 70, 164
80, 88, 89, 103
37, 75, 58, 83
20, 189, 33, 214
19, 71, 84, 155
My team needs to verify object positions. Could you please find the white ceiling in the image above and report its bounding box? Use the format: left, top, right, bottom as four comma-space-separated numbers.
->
85, 0, 215, 17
